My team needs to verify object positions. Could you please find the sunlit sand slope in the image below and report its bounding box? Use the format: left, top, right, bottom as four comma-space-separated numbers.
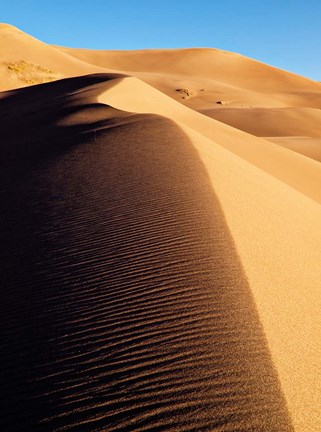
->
97, 76, 321, 205
1, 22, 321, 432
0, 75, 292, 431
60, 45, 321, 109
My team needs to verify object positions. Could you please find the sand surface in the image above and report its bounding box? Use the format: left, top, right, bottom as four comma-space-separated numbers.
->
1, 24, 320, 431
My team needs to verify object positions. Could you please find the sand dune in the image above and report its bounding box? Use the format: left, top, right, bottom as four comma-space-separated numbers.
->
200, 107, 321, 162
1, 24, 321, 432
58, 44, 321, 169
185, 125, 321, 432
265, 136, 321, 163
59, 45, 321, 109
1, 75, 292, 431
200, 107, 321, 138
97, 76, 321, 205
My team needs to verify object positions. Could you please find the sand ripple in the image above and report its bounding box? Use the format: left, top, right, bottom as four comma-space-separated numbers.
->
0, 77, 292, 431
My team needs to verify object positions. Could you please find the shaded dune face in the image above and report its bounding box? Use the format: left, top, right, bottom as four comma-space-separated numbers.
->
0, 77, 292, 431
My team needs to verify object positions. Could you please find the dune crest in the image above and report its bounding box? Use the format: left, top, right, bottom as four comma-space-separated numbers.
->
1, 75, 293, 431
1, 24, 321, 431
97, 76, 321, 205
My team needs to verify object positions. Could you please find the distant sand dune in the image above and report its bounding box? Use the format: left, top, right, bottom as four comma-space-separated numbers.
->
200, 106, 321, 162
200, 107, 321, 138
58, 45, 321, 109
265, 136, 321, 162
97, 76, 321, 205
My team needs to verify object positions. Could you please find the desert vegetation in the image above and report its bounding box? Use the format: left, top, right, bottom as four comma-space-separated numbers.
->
6, 60, 61, 84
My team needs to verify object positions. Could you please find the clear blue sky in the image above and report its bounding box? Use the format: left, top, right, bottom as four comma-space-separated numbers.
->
2, 0, 320, 80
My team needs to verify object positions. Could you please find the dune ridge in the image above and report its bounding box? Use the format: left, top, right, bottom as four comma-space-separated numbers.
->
181, 124, 321, 432
1, 24, 321, 432
58, 45, 321, 110
1, 76, 292, 431
97, 76, 321, 205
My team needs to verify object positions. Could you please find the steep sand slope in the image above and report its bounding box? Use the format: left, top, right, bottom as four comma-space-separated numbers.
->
183, 125, 321, 432
96, 74, 321, 431
0, 24, 106, 90
1, 24, 320, 431
0, 75, 292, 431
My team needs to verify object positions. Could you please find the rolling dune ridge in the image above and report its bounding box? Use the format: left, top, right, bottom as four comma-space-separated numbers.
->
1, 76, 292, 431
1, 25, 320, 431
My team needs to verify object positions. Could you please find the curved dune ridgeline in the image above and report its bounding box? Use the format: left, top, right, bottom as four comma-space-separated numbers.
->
1, 23, 321, 432
0, 76, 293, 431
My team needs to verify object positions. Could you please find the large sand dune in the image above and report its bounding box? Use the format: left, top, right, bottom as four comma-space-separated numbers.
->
1, 25, 320, 432
58, 44, 321, 111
